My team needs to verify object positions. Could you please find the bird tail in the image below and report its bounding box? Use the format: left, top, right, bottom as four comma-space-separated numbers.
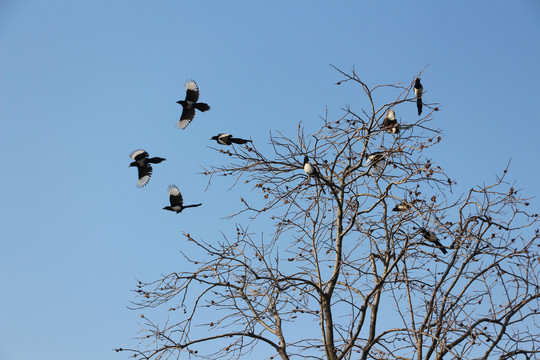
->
195, 103, 211, 112
435, 241, 448, 254
231, 138, 252, 144
416, 98, 422, 116
184, 203, 203, 208
148, 157, 166, 164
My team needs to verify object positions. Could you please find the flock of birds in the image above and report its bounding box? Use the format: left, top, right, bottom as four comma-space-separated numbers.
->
128, 77, 445, 253
128, 80, 251, 214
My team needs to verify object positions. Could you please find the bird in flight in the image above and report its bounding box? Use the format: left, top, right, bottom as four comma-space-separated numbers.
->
176, 80, 210, 129
129, 149, 166, 188
419, 228, 447, 254
163, 185, 202, 213
211, 133, 252, 145
382, 109, 399, 134
414, 78, 423, 116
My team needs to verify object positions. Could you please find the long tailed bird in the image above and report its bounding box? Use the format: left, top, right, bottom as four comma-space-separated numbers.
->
129, 149, 166, 188
382, 109, 399, 134
211, 133, 252, 146
176, 80, 210, 129
163, 185, 202, 213
303, 156, 325, 193
414, 78, 423, 116
420, 228, 447, 254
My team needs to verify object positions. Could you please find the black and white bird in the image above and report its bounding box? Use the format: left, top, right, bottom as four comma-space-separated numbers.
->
176, 80, 211, 129
367, 151, 386, 173
211, 133, 252, 146
419, 228, 447, 254
303, 156, 325, 193
414, 78, 423, 116
393, 199, 421, 212
382, 109, 399, 134
163, 185, 202, 213
129, 149, 166, 188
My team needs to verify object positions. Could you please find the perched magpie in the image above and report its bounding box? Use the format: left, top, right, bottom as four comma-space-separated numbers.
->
129, 149, 166, 188
163, 185, 202, 213
303, 156, 325, 193
393, 199, 421, 211
414, 78, 423, 116
367, 151, 386, 173
419, 228, 447, 254
382, 109, 399, 134
211, 133, 252, 146
176, 80, 211, 129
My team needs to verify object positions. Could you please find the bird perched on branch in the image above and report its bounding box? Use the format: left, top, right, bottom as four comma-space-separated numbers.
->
393, 199, 421, 211
367, 151, 386, 173
303, 156, 325, 193
176, 80, 210, 129
163, 185, 202, 213
414, 78, 423, 116
419, 228, 447, 254
129, 149, 166, 188
211, 133, 252, 146
382, 109, 399, 134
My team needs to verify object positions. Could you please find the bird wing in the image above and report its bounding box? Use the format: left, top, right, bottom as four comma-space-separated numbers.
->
130, 149, 149, 161
178, 108, 196, 129
184, 80, 200, 103
137, 165, 153, 188
168, 185, 184, 207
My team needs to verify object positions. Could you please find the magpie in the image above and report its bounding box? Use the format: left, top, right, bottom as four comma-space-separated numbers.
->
393, 199, 421, 211
211, 133, 252, 146
163, 185, 202, 213
176, 80, 211, 129
129, 149, 166, 188
367, 151, 386, 173
419, 228, 447, 254
414, 78, 423, 116
382, 109, 399, 134
303, 156, 325, 193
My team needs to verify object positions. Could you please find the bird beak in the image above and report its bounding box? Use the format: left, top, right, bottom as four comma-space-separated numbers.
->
175, 100, 181, 104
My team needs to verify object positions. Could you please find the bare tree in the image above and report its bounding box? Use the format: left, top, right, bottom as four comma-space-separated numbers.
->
118, 68, 540, 360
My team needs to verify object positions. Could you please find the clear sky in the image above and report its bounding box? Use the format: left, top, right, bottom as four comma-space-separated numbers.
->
1, 1, 539, 359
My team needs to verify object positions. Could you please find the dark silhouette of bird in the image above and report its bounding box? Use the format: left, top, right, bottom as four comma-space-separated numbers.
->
414, 78, 423, 116
176, 80, 210, 129
163, 185, 202, 213
211, 133, 252, 146
382, 109, 399, 134
129, 149, 166, 188
419, 228, 447, 254
303, 156, 325, 193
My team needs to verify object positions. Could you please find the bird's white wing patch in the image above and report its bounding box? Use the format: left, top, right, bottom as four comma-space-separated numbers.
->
185, 80, 199, 91
130, 149, 147, 160
387, 109, 396, 120
168, 185, 180, 196
177, 119, 191, 129
137, 175, 151, 188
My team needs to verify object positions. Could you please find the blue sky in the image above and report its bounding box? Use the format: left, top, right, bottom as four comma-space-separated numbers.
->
1, 1, 539, 359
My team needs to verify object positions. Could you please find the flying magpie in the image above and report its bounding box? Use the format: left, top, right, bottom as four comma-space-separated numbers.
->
414, 78, 423, 116
303, 156, 325, 193
163, 185, 202, 213
382, 109, 399, 134
176, 80, 210, 129
211, 133, 252, 146
129, 149, 166, 188
419, 228, 447, 254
